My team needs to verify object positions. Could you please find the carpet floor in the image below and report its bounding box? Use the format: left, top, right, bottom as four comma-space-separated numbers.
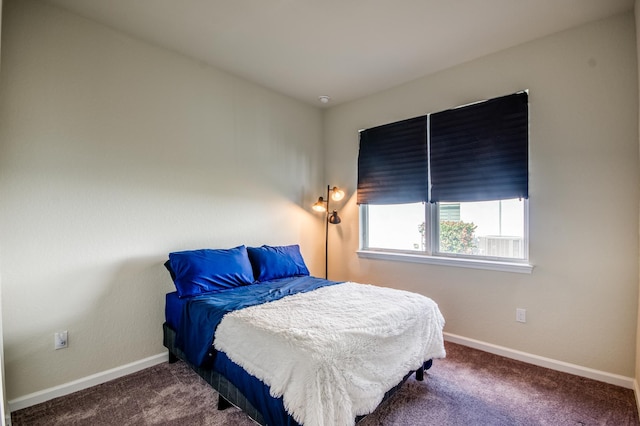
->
11, 341, 639, 425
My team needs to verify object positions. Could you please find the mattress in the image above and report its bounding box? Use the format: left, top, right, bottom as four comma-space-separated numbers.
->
165, 291, 184, 330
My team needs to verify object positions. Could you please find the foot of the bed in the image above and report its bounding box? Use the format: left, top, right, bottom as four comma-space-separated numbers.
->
168, 351, 179, 364
218, 394, 233, 410
424, 359, 433, 371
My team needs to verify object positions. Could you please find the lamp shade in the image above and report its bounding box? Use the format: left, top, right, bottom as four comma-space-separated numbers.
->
330, 187, 345, 201
328, 210, 341, 224
312, 197, 327, 212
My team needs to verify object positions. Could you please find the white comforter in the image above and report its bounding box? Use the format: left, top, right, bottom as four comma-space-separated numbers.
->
214, 282, 446, 426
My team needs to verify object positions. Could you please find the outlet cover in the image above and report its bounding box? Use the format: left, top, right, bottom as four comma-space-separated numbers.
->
55, 331, 68, 349
516, 308, 526, 323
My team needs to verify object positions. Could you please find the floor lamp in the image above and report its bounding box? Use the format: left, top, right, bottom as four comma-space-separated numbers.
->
312, 185, 345, 279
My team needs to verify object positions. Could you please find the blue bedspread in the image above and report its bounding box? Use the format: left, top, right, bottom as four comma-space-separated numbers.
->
176, 275, 341, 367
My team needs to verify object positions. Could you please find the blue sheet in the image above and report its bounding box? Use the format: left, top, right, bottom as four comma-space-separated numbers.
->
165, 292, 185, 330
176, 275, 341, 367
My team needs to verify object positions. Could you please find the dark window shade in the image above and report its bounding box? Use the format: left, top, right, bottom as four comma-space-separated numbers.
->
357, 116, 428, 205
429, 92, 528, 203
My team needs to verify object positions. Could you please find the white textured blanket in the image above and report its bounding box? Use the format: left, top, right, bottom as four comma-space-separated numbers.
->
214, 282, 446, 426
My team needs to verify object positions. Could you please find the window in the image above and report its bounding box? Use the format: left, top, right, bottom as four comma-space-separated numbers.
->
365, 202, 426, 251
438, 199, 526, 259
358, 92, 530, 271
364, 199, 527, 259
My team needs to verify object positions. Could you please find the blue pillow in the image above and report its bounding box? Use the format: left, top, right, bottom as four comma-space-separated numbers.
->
163, 260, 176, 281
247, 244, 310, 282
167, 246, 255, 298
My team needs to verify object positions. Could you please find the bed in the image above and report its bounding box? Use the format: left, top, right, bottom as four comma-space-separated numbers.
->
162, 244, 446, 426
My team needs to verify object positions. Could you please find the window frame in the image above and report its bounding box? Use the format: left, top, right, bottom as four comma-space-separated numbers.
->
358, 201, 533, 274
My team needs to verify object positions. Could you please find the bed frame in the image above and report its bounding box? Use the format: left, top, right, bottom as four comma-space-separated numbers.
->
163, 322, 433, 425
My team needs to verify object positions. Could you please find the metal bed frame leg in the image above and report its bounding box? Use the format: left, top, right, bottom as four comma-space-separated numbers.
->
415, 367, 424, 381
415, 359, 433, 381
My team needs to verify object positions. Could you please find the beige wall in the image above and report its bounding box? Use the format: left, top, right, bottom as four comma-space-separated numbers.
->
0, 0, 324, 399
324, 12, 639, 377
636, 0, 640, 406
0, 0, 6, 422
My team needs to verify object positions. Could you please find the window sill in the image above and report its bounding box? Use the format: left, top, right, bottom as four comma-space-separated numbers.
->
356, 250, 533, 274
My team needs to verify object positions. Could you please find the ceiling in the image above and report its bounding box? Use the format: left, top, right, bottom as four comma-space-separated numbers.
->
45, 0, 634, 107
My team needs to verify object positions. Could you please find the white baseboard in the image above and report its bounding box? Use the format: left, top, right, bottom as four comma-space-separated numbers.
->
634, 379, 640, 420
7, 352, 168, 413
444, 332, 634, 389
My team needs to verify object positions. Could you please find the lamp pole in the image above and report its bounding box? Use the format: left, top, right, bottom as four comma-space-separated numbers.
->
325, 185, 330, 280
313, 185, 342, 280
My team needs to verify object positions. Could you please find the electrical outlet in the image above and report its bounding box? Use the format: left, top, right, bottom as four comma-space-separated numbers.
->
516, 308, 526, 323
54, 331, 68, 349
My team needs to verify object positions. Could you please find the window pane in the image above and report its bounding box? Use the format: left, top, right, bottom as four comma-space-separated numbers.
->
367, 203, 425, 251
438, 199, 525, 259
